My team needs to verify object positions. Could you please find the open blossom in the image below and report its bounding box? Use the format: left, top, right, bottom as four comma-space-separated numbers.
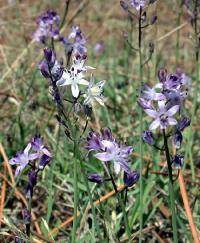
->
9, 136, 52, 176
9, 143, 38, 176
86, 128, 132, 174
56, 58, 94, 98
31, 135, 52, 158
144, 101, 179, 130
56, 67, 89, 98
84, 76, 105, 107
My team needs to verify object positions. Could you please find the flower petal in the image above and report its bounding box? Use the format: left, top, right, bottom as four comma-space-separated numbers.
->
71, 84, 79, 97
78, 78, 89, 85
114, 162, 121, 174
168, 117, 177, 126
149, 119, 160, 130
167, 105, 179, 116
144, 109, 158, 118
95, 152, 114, 161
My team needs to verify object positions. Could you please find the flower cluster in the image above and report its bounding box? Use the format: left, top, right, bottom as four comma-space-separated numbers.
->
62, 26, 87, 59
33, 10, 60, 44
86, 128, 139, 187
9, 135, 52, 195
140, 68, 191, 169
39, 48, 105, 112
120, 0, 149, 11
138, 68, 191, 131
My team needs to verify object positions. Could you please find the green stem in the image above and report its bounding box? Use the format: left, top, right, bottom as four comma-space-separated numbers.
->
163, 129, 178, 243
138, 6, 144, 243
79, 159, 100, 240
71, 140, 79, 243
107, 166, 131, 239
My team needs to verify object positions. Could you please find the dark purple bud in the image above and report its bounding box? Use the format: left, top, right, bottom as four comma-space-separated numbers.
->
120, 0, 129, 11
124, 171, 140, 187
101, 127, 113, 141
38, 60, 50, 78
23, 208, 31, 225
158, 68, 167, 83
150, 15, 157, 25
172, 154, 184, 169
178, 117, 191, 131
39, 154, 51, 170
88, 173, 104, 184
44, 48, 56, 67
173, 130, 183, 149
142, 130, 155, 145
26, 170, 37, 198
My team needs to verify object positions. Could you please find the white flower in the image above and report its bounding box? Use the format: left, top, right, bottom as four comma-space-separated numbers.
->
72, 57, 95, 73
84, 76, 105, 107
56, 68, 89, 98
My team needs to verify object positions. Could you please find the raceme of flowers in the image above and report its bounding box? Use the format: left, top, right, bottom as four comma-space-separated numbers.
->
140, 68, 191, 169
33, 10, 60, 43
138, 68, 191, 131
85, 128, 139, 187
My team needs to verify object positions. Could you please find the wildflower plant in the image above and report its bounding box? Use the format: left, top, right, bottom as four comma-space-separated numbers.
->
9, 136, 52, 238
139, 68, 191, 242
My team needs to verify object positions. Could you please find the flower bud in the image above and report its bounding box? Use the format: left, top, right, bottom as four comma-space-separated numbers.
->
88, 173, 104, 184
142, 130, 155, 145
178, 117, 191, 131
38, 60, 50, 78
43, 47, 56, 67
172, 154, 184, 169
158, 68, 167, 83
120, 1, 129, 11
173, 130, 182, 149
124, 171, 140, 187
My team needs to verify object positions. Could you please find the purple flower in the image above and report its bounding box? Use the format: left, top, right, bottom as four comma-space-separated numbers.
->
142, 130, 155, 145
9, 143, 38, 176
144, 101, 179, 130
86, 128, 133, 174
31, 135, 52, 158
88, 173, 104, 184
33, 10, 60, 43
95, 140, 132, 174
124, 171, 140, 187
172, 154, 184, 169
130, 0, 147, 10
